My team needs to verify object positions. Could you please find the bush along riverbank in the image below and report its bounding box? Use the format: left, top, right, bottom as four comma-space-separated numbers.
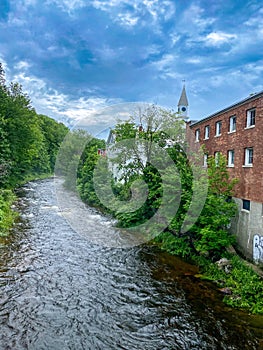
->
0, 63, 68, 236
155, 232, 263, 314
60, 106, 263, 314
0, 190, 18, 236
197, 254, 263, 314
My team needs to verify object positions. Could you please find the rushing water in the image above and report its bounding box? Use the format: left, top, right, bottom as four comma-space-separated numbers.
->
0, 178, 263, 350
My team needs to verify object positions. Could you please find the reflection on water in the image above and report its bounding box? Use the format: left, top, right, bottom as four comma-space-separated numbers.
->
0, 178, 262, 350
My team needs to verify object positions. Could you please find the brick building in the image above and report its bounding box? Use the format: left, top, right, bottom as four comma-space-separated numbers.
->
187, 91, 263, 262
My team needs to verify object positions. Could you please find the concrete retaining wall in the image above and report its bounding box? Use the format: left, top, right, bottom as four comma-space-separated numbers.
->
230, 197, 263, 264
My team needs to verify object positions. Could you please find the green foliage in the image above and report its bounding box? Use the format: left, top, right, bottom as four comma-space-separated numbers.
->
197, 255, 263, 314
115, 167, 161, 228
39, 114, 68, 171
0, 190, 17, 236
188, 154, 238, 260
0, 115, 11, 187
154, 231, 192, 258
55, 129, 92, 192
114, 119, 137, 142
0, 62, 69, 234
5, 90, 49, 185
77, 137, 107, 208
76, 105, 237, 260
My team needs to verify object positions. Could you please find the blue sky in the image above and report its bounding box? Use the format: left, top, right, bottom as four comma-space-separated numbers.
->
0, 0, 262, 134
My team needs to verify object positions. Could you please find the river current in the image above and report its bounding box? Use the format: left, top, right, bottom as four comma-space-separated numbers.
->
0, 178, 262, 349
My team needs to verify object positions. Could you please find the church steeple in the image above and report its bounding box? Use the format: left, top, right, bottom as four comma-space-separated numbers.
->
177, 83, 189, 118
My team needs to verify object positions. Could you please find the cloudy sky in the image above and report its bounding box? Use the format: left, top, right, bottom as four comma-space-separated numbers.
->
0, 0, 262, 134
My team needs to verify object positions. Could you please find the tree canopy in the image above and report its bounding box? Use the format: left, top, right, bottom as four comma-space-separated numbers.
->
0, 63, 68, 188
0, 62, 68, 235
75, 104, 237, 259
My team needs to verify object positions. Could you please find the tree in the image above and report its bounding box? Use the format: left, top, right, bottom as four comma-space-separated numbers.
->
0, 61, 70, 234
55, 129, 94, 191
94, 105, 237, 257
188, 154, 238, 260
39, 114, 68, 171
77, 137, 107, 207
100, 105, 189, 233
110, 105, 186, 179
0, 63, 11, 186
4, 88, 49, 185
0, 63, 7, 88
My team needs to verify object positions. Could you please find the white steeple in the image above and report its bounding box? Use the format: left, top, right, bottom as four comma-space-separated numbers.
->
177, 82, 189, 118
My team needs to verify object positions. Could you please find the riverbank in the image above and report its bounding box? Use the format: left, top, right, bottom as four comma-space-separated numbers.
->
0, 173, 54, 237
0, 189, 18, 236
154, 232, 263, 315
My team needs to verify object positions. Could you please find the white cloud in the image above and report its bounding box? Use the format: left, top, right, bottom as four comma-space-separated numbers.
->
91, 0, 123, 11
14, 60, 31, 70
7, 13, 27, 27
244, 7, 263, 27
169, 33, 180, 47
115, 12, 139, 27
45, 0, 86, 13
182, 4, 215, 31
148, 53, 182, 80
24, 0, 38, 5
205, 32, 237, 46
151, 54, 174, 70
186, 57, 202, 64
91, 0, 175, 26
141, 0, 175, 21
203, 62, 263, 90
241, 7, 263, 43
9, 70, 122, 131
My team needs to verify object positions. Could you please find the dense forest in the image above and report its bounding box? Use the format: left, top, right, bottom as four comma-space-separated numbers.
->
0, 63, 68, 234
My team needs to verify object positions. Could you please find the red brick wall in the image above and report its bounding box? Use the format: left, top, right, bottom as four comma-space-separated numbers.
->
187, 95, 263, 203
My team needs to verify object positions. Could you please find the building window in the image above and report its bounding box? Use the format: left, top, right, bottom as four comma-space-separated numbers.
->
204, 125, 210, 139
246, 108, 256, 128
244, 147, 253, 166
242, 199, 250, 211
195, 129, 200, 142
215, 121, 222, 136
229, 115, 236, 132
228, 150, 235, 167
203, 154, 208, 167
214, 151, 220, 166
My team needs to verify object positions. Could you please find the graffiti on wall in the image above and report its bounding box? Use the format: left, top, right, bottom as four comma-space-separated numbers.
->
253, 234, 263, 263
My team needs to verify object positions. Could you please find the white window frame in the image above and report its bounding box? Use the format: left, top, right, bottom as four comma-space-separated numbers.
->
215, 121, 222, 136
244, 147, 253, 166
204, 125, 210, 139
229, 115, 236, 133
195, 129, 200, 142
246, 109, 256, 128
227, 150, 235, 167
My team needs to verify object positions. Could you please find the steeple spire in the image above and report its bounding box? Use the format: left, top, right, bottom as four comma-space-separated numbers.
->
178, 83, 188, 107
177, 82, 189, 118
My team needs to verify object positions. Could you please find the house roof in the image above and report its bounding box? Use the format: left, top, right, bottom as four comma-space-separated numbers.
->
190, 90, 263, 127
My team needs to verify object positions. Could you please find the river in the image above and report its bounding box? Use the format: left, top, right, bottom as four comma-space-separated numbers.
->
0, 178, 262, 349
